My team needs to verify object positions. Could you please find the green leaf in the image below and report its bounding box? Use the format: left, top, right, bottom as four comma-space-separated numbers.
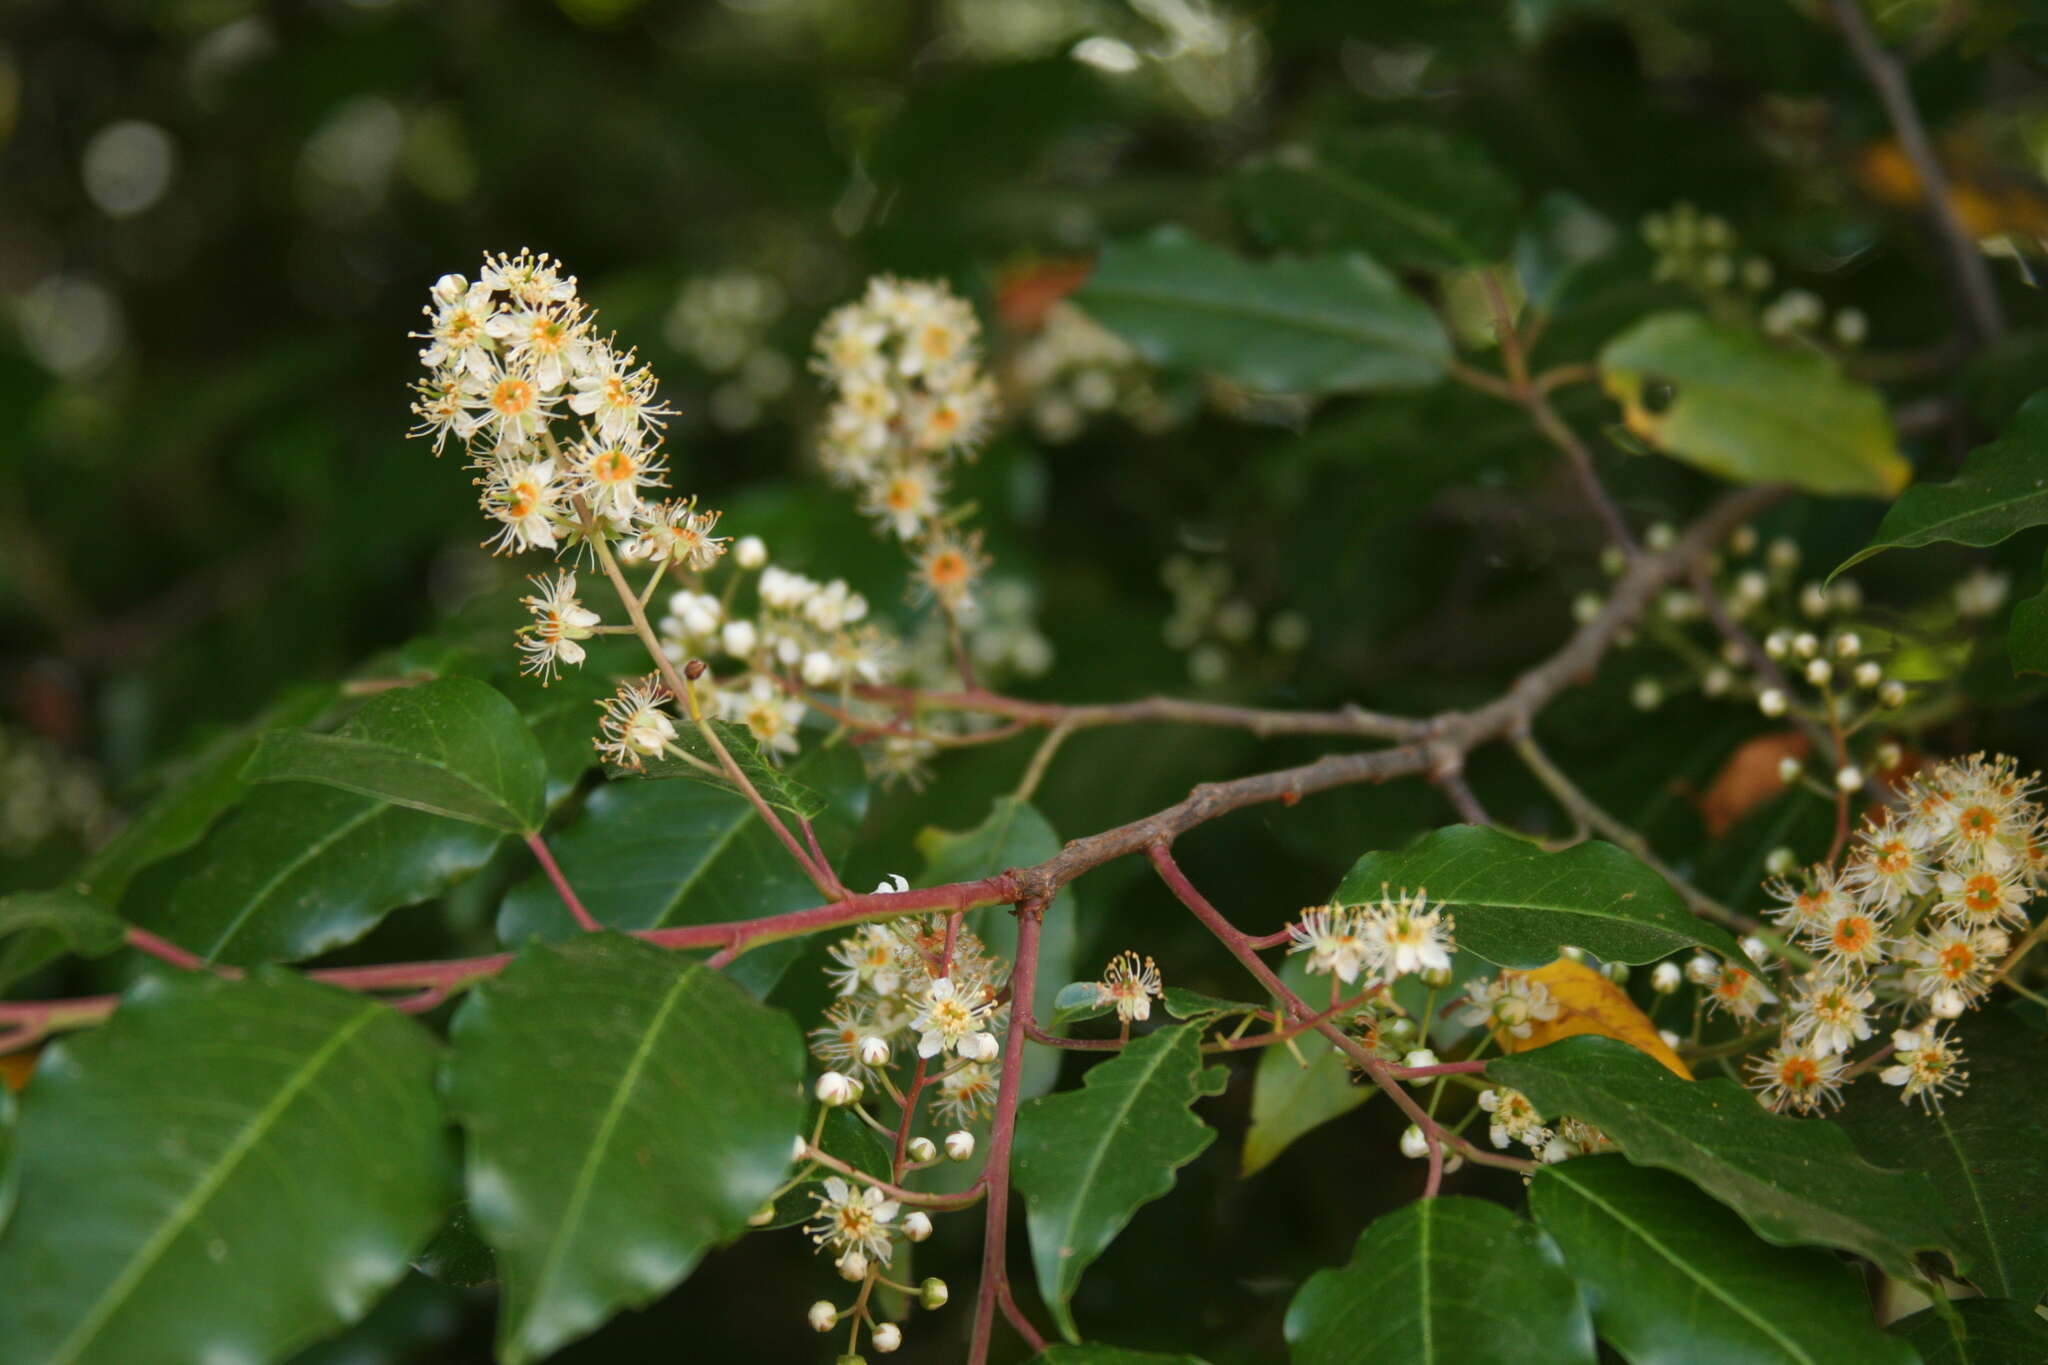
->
1834, 1012, 2048, 1301
444, 935, 805, 1364
1892, 1299, 2048, 1365
497, 741, 866, 996
0, 972, 449, 1364
1531, 1155, 1916, 1365
1050, 980, 1116, 1029
915, 797, 1077, 1100
2013, 566, 2048, 677
1031, 1348, 1213, 1365
1075, 228, 1449, 394
1162, 987, 1260, 1023
1489, 1036, 1959, 1280
1234, 126, 1520, 270
136, 783, 501, 967
0, 1086, 15, 1238
1599, 312, 1910, 498
0, 888, 127, 961
1013, 1024, 1224, 1342
246, 678, 547, 833
1334, 824, 1751, 968
1242, 958, 1369, 1177
1837, 391, 2048, 576
414, 1205, 499, 1290
763, 1107, 891, 1231
1285, 1197, 1596, 1364
615, 717, 830, 822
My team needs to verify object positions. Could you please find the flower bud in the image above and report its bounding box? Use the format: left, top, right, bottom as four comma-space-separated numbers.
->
1402, 1049, 1438, 1085
1875, 742, 1902, 771
1792, 632, 1819, 659
907, 1136, 937, 1164
1600, 545, 1627, 577
872, 1322, 902, 1353
815, 1071, 857, 1107
1853, 660, 1881, 689
1572, 592, 1603, 625
1767, 537, 1799, 571
1419, 965, 1454, 989
1729, 524, 1758, 555
1381, 1016, 1418, 1047
1651, 961, 1682, 994
1702, 666, 1732, 697
1879, 680, 1906, 708
809, 1301, 839, 1332
1803, 659, 1830, 687
858, 1036, 891, 1068
1659, 1028, 1683, 1050
944, 1130, 976, 1162
792, 1134, 810, 1162
1764, 630, 1790, 659
1399, 1124, 1430, 1159
802, 650, 841, 688
967, 1032, 1001, 1062
1764, 846, 1797, 876
1740, 936, 1768, 963
1645, 523, 1676, 552
837, 1249, 869, 1281
683, 658, 707, 682
1758, 688, 1787, 718
1777, 755, 1802, 785
735, 535, 768, 569
1833, 632, 1860, 658
432, 272, 468, 301
1604, 961, 1629, 984
903, 1211, 933, 1242
920, 1277, 950, 1310
721, 619, 759, 658
1684, 954, 1717, 985
1735, 571, 1768, 605
1798, 583, 1828, 619
1836, 765, 1864, 792
1631, 678, 1664, 711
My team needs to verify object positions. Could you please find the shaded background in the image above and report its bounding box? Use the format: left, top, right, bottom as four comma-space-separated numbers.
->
6, 1, 2048, 1360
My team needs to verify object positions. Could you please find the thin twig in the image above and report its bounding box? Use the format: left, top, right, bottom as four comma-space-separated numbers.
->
524, 831, 601, 932
968, 901, 1045, 1365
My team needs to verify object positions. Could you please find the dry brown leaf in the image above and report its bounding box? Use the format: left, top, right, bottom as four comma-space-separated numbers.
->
1498, 958, 1693, 1080
1694, 729, 1809, 837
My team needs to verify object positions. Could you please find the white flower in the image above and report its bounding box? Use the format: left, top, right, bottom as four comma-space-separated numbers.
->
801, 649, 841, 688
725, 675, 805, 756
815, 1071, 858, 1107
910, 976, 994, 1059
1095, 951, 1162, 1023
824, 925, 903, 998
485, 300, 590, 391
1784, 973, 1874, 1056
517, 571, 600, 682
734, 535, 768, 569
1880, 1025, 1968, 1111
1366, 888, 1453, 979
1478, 1087, 1550, 1152
837, 1249, 869, 1281
1747, 1044, 1846, 1115
568, 340, 672, 441
478, 456, 565, 555
1461, 971, 1559, 1039
1285, 904, 1372, 984
594, 675, 676, 770
907, 1137, 938, 1164
720, 619, 759, 659
632, 499, 728, 570
1650, 961, 1682, 994
1399, 1124, 1430, 1159
807, 1175, 898, 1264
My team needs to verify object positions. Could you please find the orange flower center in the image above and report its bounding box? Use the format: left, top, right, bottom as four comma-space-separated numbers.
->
1832, 917, 1873, 954
1962, 876, 2002, 914
592, 449, 635, 483
1875, 842, 1911, 874
1938, 943, 1976, 977
927, 551, 969, 587
1958, 806, 1996, 839
1780, 1056, 1819, 1088
491, 377, 536, 417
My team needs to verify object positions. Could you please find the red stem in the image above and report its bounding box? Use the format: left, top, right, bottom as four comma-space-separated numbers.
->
968, 901, 1044, 1365
124, 926, 211, 972
524, 831, 600, 932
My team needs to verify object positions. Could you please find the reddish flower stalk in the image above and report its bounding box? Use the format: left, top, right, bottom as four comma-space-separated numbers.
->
967, 901, 1047, 1365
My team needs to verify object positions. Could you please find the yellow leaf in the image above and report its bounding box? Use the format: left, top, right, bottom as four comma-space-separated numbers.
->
1498, 958, 1693, 1080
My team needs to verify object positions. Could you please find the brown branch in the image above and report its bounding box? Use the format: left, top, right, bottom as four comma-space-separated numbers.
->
1828, 0, 2002, 346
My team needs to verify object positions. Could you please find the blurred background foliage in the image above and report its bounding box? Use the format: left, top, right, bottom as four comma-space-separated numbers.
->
6, 0, 2048, 1359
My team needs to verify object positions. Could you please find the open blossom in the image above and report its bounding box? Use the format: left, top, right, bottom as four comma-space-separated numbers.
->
516, 571, 600, 681
1478, 1087, 1550, 1152
1095, 951, 1163, 1023
1934, 866, 2030, 930
1460, 971, 1559, 1039
932, 1061, 999, 1125
825, 926, 904, 999
479, 457, 566, 555
1844, 816, 1931, 909
807, 1176, 897, 1265
1286, 904, 1372, 984
910, 975, 996, 1059
1764, 867, 1853, 935
572, 430, 665, 522
594, 675, 676, 770
1748, 1044, 1847, 1114
1880, 1026, 1968, 1112
568, 341, 672, 441
1783, 973, 1874, 1056
631, 498, 728, 569
1365, 888, 1453, 979
1902, 922, 2005, 1018
1703, 962, 1777, 1022
1808, 905, 1890, 974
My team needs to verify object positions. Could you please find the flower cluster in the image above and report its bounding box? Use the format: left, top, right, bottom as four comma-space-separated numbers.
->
1285, 887, 1453, 988
1003, 300, 1176, 444
1719, 752, 2041, 1114
812, 277, 999, 613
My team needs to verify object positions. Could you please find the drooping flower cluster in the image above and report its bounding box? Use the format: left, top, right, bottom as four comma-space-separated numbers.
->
1285, 887, 1453, 989
812, 277, 999, 614
1712, 752, 2042, 1114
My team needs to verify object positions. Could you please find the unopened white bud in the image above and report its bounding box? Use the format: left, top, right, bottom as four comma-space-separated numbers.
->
1659, 1028, 1684, 1049
1854, 660, 1882, 689
1875, 741, 1902, 771
1381, 1016, 1418, 1047
1572, 592, 1603, 625
810, 1300, 839, 1332
903, 1211, 933, 1242
1758, 688, 1787, 718
1400, 1124, 1430, 1159
1685, 953, 1717, 985
1804, 659, 1831, 687
1833, 308, 1867, 347
1778, 755, 1803, 784
1420, 965, 1454, 988
967, 1031, 1001, 1062
920, 1277, 950, 1309
1764, 630, 1790, 659
1879, 680, 1906, 708
1631, 678, 1664, 711
735, 535, 768, 569
944, 1130, 975, 1162
1602, 961, 1629, 984
872, 1322, 902, 1353
432, 272, 468, 301
907, 1136, 937, 1164
721, 619, 758, 658
1729, 525, 1759, 555
1799, 583, 1829, 619
1561, 945, 1586, 962
1835, 765, 1864, 792
1651, 961, 1682, 994
1828, 578, 1862, 612
1767, 537, 1800, 571
1645, 523, 1676, 553
1764, 846, 1797, 876
838, 1249, 869, 1282
1792, 632, 1819, 659
858, 1036, 891, 1068
1403, 1049, 1439, 1082
802, 650, 841, 688
1833, 632, 1860, 658
1736, 570, 1769, 604
816, 1071, 857, 1107
1702, 666, 1733, 697
1740, 935, 1769, 963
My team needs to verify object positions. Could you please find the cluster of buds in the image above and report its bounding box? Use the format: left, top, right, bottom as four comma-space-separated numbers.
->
1003, 300, 1176, 444
663, 269, 794, 431
812, 277, 999, 612
1161, 554, 1309, 687
1639, 203, 1866, 347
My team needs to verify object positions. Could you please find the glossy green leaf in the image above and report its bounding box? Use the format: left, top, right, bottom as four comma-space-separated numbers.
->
1031, 1348, 1212, 1365
414, 1205, 498, 1291
1838, 391, 2048, 576
1335, 824, 1751, 968
136, 783, 500, 967
1234, 125, 1520, 270
1892, 1299, 2048, 1365
1599, 312, 1910, 498
915, 797, 1077, 1100
1162, 987, 1260, 1023
1013, 1024, 1225, 1342
1243, 1028, 1369, 1178
497, 741, 865, 996
1076, 228, 1449, 394
0, 1086, 15, 1238
1835, 1012, 2048, 1301
444, 935, 805, 1364
616, 717, 830, 822
246, 677, 547, 833
0, 888, 127, 961
1285, 1197, 1596, 1364
1531, 1155, 1915, 1364
0, 971, 449, 1365
1051, 980, 1116, 1029
763, 1107, 892, 1231
1489, 1036, 1959, 1280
